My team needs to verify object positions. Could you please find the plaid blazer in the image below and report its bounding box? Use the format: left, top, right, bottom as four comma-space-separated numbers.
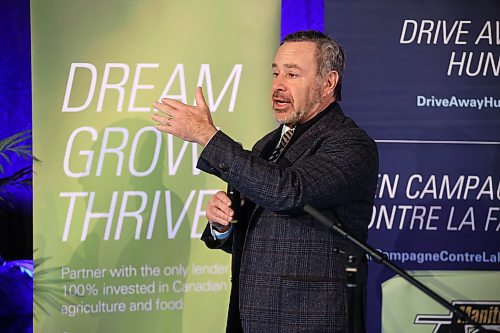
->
199, 102, 379, 333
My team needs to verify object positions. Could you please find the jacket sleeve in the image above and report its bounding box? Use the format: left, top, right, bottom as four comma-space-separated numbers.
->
200, 222, 233, 253
197, 128, 379, 215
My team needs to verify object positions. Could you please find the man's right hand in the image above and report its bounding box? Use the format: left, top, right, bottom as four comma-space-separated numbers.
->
206, 191, 234, 232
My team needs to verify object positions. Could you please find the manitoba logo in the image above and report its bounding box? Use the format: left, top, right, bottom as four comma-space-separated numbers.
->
414, 301, 500, 332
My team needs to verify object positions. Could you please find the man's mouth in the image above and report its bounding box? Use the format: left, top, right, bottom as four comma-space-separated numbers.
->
272, 97, 291, 109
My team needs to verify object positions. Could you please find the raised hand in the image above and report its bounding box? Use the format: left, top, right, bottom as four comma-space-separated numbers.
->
152, 86, 217, 146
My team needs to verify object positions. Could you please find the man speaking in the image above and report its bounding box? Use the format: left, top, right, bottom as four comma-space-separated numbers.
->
152, 30, 379, 333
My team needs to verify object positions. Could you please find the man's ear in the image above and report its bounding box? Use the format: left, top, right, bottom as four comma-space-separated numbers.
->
323, 71, 339, 97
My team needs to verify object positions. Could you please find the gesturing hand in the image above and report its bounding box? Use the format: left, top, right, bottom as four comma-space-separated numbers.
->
152, 86, 217, 146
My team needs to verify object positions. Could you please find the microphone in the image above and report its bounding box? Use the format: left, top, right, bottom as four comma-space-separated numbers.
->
226, 184, 241, 223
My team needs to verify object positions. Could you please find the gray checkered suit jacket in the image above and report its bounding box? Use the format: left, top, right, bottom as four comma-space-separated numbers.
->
199, 102, 379, 333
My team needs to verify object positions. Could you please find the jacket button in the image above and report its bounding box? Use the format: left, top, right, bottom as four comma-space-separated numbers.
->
218, 163, 228, 171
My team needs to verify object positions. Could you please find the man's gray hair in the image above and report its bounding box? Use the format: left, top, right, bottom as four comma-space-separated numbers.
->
281, 30, 345, 101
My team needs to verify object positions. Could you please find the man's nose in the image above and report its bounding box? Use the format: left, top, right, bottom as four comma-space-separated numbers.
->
272, 76, 286, 92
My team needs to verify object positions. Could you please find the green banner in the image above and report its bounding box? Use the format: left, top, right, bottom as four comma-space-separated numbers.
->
32, 1, 280, 331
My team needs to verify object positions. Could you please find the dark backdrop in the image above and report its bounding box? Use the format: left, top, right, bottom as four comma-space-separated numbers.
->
0, 0, 32, 260
325, 1, 500, 332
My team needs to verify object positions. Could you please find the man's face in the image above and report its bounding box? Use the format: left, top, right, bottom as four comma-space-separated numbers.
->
271, 41, 327, 125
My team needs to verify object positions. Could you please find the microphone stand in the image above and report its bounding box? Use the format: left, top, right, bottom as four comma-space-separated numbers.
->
303, 204, 493, 333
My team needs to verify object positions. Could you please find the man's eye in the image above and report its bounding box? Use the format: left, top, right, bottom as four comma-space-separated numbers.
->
272, 72, 278, 77
288, 73, 298, 78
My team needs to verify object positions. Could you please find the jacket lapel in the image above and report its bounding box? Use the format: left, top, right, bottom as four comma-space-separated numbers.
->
254, 126, 283, 159
280, 105, 346, 167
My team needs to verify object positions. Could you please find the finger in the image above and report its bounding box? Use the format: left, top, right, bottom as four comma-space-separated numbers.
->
155, 123, 173, 134
194, 86, 208, 109
209, 199, 234, 219
151, 114, 172, 126
207, 192, 233, 223
153, 101, 176, 118
160, 97, 189, 110
207, 207, 233, 224
214, 190, 232, 206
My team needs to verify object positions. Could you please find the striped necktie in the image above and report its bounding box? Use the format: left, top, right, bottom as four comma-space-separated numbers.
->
268, 127, 295, 163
